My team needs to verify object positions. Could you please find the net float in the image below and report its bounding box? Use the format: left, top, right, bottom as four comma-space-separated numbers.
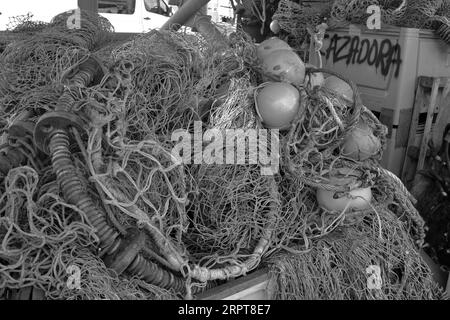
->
270, 20, 281, 34
323, 75, 354, 103
261, 49, 306, 85
256, 37, 292, 61
316, 167, 372, 212
255, 82, 301, 130
342, 120, 381, 161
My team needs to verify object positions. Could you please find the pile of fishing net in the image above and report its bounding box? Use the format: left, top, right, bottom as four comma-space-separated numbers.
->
6, 13, 48, 33
272, 0, 450, 48
271, 0, 332, 48
0, 14, 47, 54
0, 9, 445, 300
0, 166, 177, 300
269, 155, 437, 299
0, 10, 182, 300
259, 65, 440, 299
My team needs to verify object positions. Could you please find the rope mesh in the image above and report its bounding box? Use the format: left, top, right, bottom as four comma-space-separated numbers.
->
0, 8, 443, 300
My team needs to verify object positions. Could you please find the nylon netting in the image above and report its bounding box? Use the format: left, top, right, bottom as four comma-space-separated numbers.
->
272, 0, 450, 45
0, 8, 443, 300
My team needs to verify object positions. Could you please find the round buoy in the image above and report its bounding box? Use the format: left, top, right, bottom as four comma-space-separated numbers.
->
255, 82, 301, 130
323, 76, 354, 103
261, 49, 306, 85
342, 121, 381, 161
316, 167, 372, 212
316, 187, 372, 212
256, 37, 292, 61
270, 20, 281, 34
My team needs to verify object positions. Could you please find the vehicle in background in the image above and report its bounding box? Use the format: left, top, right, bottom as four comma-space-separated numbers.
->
0, 0, 173, 32
98, 0, 173, 32
207, 0, 234, 24
206, 0, 236, 36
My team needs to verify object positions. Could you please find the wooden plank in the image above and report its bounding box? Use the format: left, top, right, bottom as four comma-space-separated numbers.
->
197, 268, 270, 300
401, 77, 425, 184
433, 80, 450, 146
222, 280, 268, 300
417, 78, 441, 171
420, 77, 450, 89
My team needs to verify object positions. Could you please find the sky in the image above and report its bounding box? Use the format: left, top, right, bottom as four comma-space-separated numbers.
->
0, 0, 78, 30
0, 0, 235, 30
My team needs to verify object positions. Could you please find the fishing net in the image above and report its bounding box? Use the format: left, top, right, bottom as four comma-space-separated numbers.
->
0, 10, 113, 126
272, 0, 408, 43
0, 4, 443, 300
396, 0, 444, 29
0, 163, 179, 300
208, 75, 259, 130
273, 172, 344, 254
284, 68, 387, 193
268, 206, 442, 300
0, 166, 94, 294
432, 1, 450, 44
330, 0, 378, 26
79, 28, 259, 243
273, 159, 423, 250
184, 162, 279, 270
268, 138, 434, 300
379, 0, 408, 26
86, 130, 191, 262
262, 67, 433, 300
272, 0, 450, 51
272, 0, 332, 49
0, 10, 185, 300
104, 31, 200, 140
329, 0, 408, 27
6, 13, 48, 33
102, 29, 256, 142
54, 247, 180, 300
54, 27, 273, 290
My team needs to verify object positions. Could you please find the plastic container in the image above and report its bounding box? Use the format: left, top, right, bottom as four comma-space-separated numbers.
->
310, 24, 450, 176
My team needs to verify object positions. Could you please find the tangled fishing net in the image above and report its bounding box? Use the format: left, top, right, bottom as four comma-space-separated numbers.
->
271, 0, 332, 49
0, 6, 445, 300
0, 13, 47, 53
0, 10, 113, 129
0, 166, 178, 300
268, 208, 441, 300
0, 9, 185, 300
284, 69, 386, 192
328, 0, 409, 27
6, 13, 48, 33
272, 0, 450, 46
259, 62, 438, 299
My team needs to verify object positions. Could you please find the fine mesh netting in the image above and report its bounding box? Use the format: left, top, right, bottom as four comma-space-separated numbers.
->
6, 13, 48, 33
0, 8, 444, 300
272, 0, 450, 45
272, 0, 332, 49
268, 210, 441, 300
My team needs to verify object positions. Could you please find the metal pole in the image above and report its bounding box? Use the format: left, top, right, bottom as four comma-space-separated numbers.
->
193, 15, 228, 51
161, 0, 211, 31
